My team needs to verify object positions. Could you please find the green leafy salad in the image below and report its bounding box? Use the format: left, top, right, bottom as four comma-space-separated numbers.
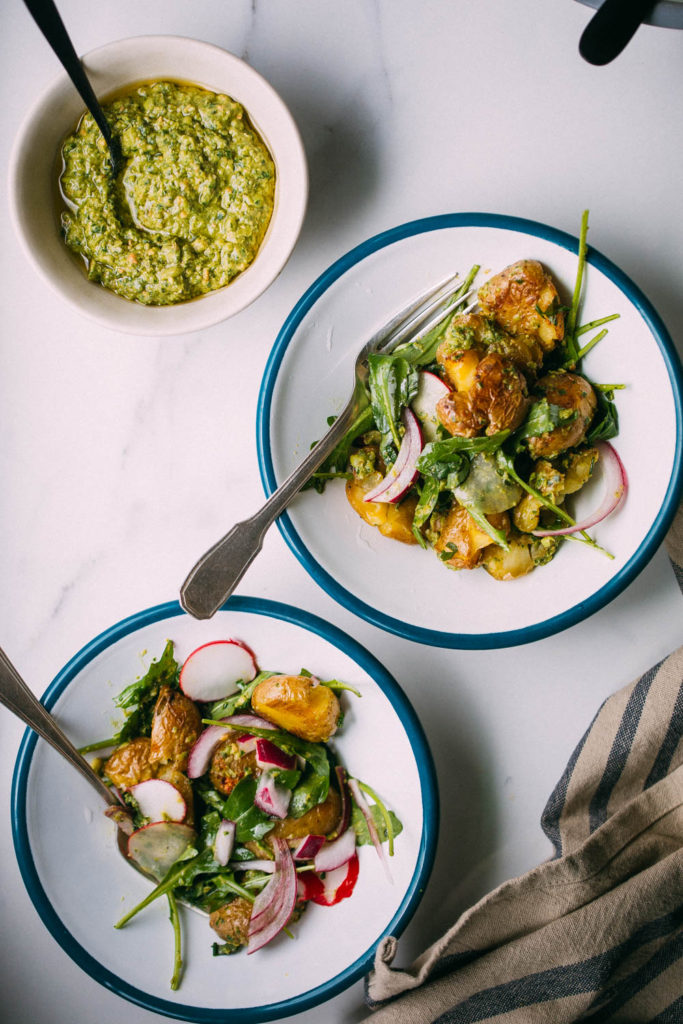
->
85, 638, 400, 990
310, 212, 627, 580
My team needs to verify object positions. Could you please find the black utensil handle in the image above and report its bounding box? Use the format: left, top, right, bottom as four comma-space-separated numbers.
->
22, 0, 112, 142
579, 0, 655, 66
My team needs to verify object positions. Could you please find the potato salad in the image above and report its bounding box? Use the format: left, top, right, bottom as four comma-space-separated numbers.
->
311, 212, 626, 580
86, 639, 400, 989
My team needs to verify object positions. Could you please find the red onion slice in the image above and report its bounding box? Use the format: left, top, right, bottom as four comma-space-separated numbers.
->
292, 834, 326, 861
247, 838, 297, 953
363, 408, 423, 504
532, 442, 627, 538
229, 859, 275, 873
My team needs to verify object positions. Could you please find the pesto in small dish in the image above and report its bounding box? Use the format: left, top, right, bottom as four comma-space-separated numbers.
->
59, 81, 275, 306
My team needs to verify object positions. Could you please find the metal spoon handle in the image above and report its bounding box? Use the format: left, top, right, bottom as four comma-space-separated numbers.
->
22, 0, 121, 167
180, 400, 356, 619
0, 646, 117, 806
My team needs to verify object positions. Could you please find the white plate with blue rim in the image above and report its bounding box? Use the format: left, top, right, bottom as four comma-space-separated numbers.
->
11, 597, 438, 1022
257, 213, 683, 649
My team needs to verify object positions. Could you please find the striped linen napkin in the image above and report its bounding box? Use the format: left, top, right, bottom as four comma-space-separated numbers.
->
365, 501, 683, 1023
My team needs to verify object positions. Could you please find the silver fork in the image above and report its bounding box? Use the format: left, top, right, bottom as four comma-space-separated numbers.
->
179, 273, 477, 619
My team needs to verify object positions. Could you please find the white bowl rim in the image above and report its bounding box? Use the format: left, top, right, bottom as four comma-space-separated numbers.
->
256, 212, 683, 650
11, 595, 439, 1021
7, 34, 308, 337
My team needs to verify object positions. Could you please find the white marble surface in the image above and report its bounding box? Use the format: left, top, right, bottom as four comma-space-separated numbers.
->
1, 2, 682, 1023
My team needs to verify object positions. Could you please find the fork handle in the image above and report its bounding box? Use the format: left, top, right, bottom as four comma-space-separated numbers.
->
180, 401, 357, 619
0, 646, 118, 806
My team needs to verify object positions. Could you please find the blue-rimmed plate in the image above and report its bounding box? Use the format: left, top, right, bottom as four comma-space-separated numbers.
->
11, 597, 437, 1021
257, 214, 683, 648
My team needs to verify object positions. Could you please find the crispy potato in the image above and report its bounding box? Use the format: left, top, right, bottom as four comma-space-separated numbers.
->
345, 474, 418, 544
478, 259, 564, 350
104, 737, 155, 789
527, 373, 597, 459
437, 352, 529, 438
251, 674, 341, 743
209, 897, 252, 949
272, 785, 342, 843
435, 506, 510, 570
210, 740, 258, 797
149, 685, 202, 771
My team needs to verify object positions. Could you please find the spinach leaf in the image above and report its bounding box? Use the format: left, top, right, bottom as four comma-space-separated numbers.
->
289, 763, 331, 818
367, 353, 418, 462
587, 387, 620, 443
223, 777, 274, 843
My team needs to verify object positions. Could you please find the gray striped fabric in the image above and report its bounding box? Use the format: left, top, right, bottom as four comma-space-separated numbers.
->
364, 502, 683, 1023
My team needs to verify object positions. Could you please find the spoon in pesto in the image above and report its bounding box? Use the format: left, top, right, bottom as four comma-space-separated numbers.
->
22, 0, 123, 175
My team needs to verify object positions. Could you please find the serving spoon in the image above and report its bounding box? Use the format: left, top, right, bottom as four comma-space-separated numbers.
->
579, 0, 656, 65
22, 0, 123, 174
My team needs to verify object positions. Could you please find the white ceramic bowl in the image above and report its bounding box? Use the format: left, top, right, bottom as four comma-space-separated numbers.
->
8, 36, 308, 336
257, 213, 683, 649
11, 597, 438, 1021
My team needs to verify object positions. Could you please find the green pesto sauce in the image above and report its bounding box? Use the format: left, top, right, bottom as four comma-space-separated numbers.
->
59, 81, 275, 306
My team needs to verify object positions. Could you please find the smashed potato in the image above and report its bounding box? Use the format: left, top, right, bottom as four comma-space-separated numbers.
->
478, 259, 564, 350
435, 506, 510, 570
526, 372, 597, 459
149, 685, 202, 771
104, 737, 155, 789
251, 674, 340, 742
437, 352, 529, 437
346, 472, 418, 544
210, 897, 252, 950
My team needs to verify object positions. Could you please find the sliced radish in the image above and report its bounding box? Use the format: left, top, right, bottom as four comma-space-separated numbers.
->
313, 828, 357, 873
255, 738, 296, 772
220, 713, 277, 731
214, 819, 236, 866
297, 853, 360, 906
179, 640, 257, 702
127, 822, 195, 880
292, 834, 326, 861
532, 442, 627, 537
247, 838, 297, 953
235, 734, 258, 754
254, 771, 291, 819
363, 408, 423, 504
348, 777, 393, 884
187, 723, 231, 779
412, 370, 451, 442
129, 779, 187, 823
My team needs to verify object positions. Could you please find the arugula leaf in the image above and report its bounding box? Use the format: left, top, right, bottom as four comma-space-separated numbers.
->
209, 671, 278, 720
112, 640, 179, 743
416, 430, 510, 482
411, 476, 441, 546
367, 353, 418, 461
517, 398, 578, 441
351, 804, 403, 846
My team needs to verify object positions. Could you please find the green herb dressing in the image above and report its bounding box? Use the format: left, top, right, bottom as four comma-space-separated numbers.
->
59, 80, 275, 306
